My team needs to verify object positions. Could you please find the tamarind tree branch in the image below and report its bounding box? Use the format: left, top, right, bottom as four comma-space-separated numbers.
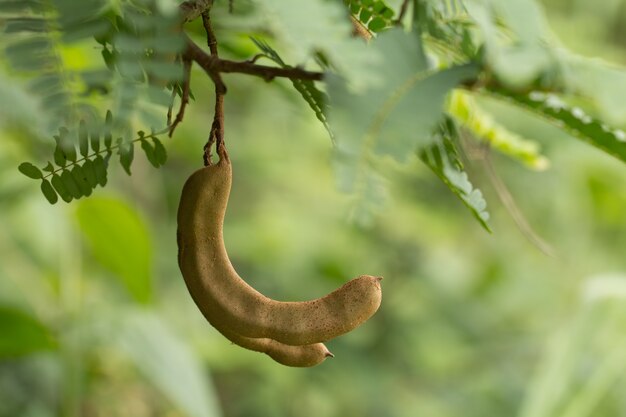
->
199, 11, 226, 166
183, 39, 325, 82
180, 0, 214, 23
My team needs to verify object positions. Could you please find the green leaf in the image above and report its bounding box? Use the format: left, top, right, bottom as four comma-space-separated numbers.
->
0, 305, 56, 357
118, 138, 134, 175
76, 197, 152, 303
140, 139, 158, 168
53, 143, 67, 167
116, 311, 222, 417
61, 169, 82, 199
250, 38, 333, 142
448, 90, 549, 170
153, 137, 167, 166
359, 9, 373, 22
104, 110, 113, 148
40, 179, 58, 204
348, 0, 394, 32
4, 17, 47, 33
51, 174, 73, 203
0, 1, 45, 13
102, 47, 115, 70
42, 162, 54, 173
58, 127, 77, 162
53, 127, 77, 166
258, 0, 376, 89
328, 29, 478, 196
82, 159, 98, 188
90, 127, 101, 153
420, 119, 491, 231
93, 155, 108, 187
71, 165, 92, 197
368, 17, 386, 32
18, 162, 43, 179
488, 88, 626, 166
78, 119, 89, 157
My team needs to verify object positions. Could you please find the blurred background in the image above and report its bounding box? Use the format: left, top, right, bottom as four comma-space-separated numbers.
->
2, 0, 626, 416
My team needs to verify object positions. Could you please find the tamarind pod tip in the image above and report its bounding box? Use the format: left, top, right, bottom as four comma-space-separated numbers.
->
325, 350, 334, 358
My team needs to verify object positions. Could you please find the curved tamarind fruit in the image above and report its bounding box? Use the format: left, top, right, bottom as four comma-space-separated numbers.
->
177, 144, 382, 346
212, 320, 334, 367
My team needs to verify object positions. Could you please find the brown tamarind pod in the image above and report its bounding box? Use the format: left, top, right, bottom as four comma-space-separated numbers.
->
217, 325, 334, 367
177, 145, 382, 346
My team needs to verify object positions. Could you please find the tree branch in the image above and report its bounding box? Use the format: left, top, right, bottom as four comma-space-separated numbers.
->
184, 39, 324, 82
180, 0, 214, 23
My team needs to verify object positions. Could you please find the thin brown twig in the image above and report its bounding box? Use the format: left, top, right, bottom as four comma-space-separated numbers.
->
166, 84, 177, 126
246, 53, 266, 64
183, 38, 324, 82
200, 10, 226, 167
179, 0, 214, 23
394, 0, 411, 26
201, 12, 218, 55
169, 57, 192, 137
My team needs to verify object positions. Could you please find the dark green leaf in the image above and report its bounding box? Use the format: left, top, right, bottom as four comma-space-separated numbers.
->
140, 139, 158, 168
102, 47, 116, 70
118, 139, 134, 175
93, 155, 108, 187
51, 174, 72, 203
0, 306, 56, 357
63, 142, 77, 163
76, 197, 152, 303
57, 127, 76, 162
0, 1, 45, 13
368, 17, 386, 32
28, 74, 62, 93
4, 17, 47, 33
53, 140, 67, 167
104, 110, 113, 148
18, 162, 43, 179
42, 162, 54, 173
40, 179, 58, 204
71, 165, 92, 197
61, 169, 82, 199
153, 138, 167, 166
359, 9, 372, 22
82, 159, 98, 188
90, 128, 101, 153
78, 120, 89, 157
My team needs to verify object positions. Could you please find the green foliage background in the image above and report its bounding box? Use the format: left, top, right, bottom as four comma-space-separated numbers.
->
2, 1, 626, 417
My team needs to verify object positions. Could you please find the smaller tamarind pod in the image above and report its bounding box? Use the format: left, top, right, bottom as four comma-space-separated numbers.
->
218, 326, 334, 367
177, 144, 383, 347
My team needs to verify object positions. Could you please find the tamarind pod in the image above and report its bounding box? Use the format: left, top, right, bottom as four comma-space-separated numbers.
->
177, 147, 382, 346
216, 326, 334, 367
